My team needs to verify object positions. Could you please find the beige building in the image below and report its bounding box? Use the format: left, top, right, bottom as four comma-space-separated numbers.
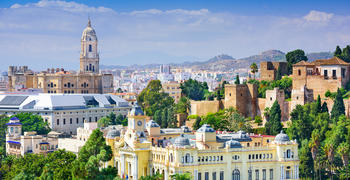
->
162, 82, 182, 103
8, 19, 113, 94
260, 62, 288, 81
106, 105, 300, 180
5, 117, 61, 157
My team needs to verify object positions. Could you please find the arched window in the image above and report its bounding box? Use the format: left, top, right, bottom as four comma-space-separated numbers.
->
89, 64, 92, 71
92, 66, 95, 72
232, 169, 240, 180
86, 66, 88, 71
185, 153, 191, 163
286, 149, 291, 158
89, 44, 92, 52
170, 153, 173, 162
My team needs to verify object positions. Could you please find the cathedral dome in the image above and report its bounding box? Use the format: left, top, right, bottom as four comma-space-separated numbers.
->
225, 139, 242, 148
197, 124, 215, 133
81, 19, 97, 41
274, 130, 290, 143
106, 127, 120, 139
174, 134, 190, 147
146, 120, 160, 128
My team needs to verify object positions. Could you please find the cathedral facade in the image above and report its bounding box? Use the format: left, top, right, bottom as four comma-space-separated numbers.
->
8, 20, 113, 94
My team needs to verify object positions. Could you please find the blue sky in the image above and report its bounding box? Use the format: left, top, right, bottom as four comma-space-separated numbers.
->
0, 0, 350, 70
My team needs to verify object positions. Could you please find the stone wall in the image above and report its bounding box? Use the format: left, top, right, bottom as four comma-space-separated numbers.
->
190, 100, 222, 116
260, 61, 288, 81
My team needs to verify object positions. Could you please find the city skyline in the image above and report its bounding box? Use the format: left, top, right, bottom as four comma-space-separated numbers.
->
0, 0, 349, 70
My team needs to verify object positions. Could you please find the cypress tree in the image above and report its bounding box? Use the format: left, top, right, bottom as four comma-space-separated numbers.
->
235, 75, 240, 84
161, 108, 168, 128
321, 101, 329, 113
331, 88, 345, 119
334, 45, 342, 58
316, 95, 322, 113
275, 67, 282, 80
341, 45, 350, 62
193, 116, 201, 130
265, 100, 283, 135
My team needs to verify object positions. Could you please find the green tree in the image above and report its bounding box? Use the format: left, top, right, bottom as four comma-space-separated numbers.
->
180, 79, 208, 101
170, 173, 191, 180
98, 117, 111, 128
193, 116, 202, 130
265, 101, 282, 135
331, 88, 345, 120
334, 45, 342, 58
161, 109, 168, 128
176, 97, 190, 114
140, 173, 163, 180
224, 108, 252, 132
6, 113, 50, 135
341, 45, 350, 62
107, 112, 117, 125
250, 63, 258, 79
286, 49, 308, 74
73, 129, 113, 179
287, 104, 313, 143
275, 66, 282, 80
137, 80, 174, 116
167, 107, 177, 128
299, 139, 314, 179
115, 114, 124, 125
321, 101, 329, 113
153, 110, 162, 127
234, 74, 240, 84
316, 95, 322, 113
337, 142, 349, 168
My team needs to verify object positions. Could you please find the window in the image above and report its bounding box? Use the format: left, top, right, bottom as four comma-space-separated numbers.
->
63, 119, 66, 125
185, 153, 191, 163
269, 169, 273, 180
298, 69, 301, 76
255, 170, 259, 180
248, 169, 252, 180
76, 118, 79, 124
263, 169, 266, 180
332, 69, 337, 79
212, 172, 216, 180
57, 119, 59, 125
89, 44, 92, 52
233, 169, 240, 180
286, 170, 290, 179
342, 68, 345, 78
324, 70, 328, 78
205, 172, 209, 180
198, 172, 202, 180
220, 156, 223, 161
70, 118, 72, 124
286, 149, 291, 158
220, 171, 224, 180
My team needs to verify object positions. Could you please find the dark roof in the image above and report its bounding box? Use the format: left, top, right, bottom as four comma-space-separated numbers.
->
105, 96, 116, 105
5, 123, 22, 126
7, 141, 20, 144
40, 142, 49, 144
0, 96, 28, 106
83, 96, 99, 106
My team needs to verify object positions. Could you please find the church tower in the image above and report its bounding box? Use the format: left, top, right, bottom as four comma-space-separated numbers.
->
80, 19, 99, 74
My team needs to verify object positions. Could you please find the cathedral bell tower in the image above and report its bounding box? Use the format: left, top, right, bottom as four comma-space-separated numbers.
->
80, 19, 99, 74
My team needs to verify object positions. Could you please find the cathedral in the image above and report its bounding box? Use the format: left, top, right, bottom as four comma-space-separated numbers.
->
7, 19, 114, 94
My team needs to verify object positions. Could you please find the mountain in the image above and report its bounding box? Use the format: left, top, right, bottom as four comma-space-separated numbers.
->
101, 50, 334, 72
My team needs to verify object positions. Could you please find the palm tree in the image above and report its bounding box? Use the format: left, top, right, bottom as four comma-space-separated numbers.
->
337, 142, 349, 167
250, 63, 258, 79
309, 129, 321, 179
170, 173, 191, 180
323, 143, 335, 180
140, 173, 163, 180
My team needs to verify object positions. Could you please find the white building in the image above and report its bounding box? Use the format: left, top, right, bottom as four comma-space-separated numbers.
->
0, 93, 130, 134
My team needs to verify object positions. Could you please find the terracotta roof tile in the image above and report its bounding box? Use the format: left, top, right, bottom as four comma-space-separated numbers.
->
313, 57, 349, 66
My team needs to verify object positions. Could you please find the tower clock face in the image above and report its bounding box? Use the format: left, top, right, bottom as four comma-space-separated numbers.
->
137, 121, 142, 126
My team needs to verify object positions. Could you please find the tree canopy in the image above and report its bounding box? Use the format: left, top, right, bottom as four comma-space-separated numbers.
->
180, 79, 209, 101
286, 49, 308, 74
137, 80, 174, 116
264, 101, 283, 135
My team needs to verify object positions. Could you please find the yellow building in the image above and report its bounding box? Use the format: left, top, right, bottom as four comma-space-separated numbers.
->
162, 82, 182, 103
106, 106, 300, 180
8, 19, 113, 94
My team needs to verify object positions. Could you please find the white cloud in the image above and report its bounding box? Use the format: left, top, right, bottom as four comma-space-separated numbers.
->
0, 2, 349, 70
10, 0, 114, 13
304, 10, 333, 22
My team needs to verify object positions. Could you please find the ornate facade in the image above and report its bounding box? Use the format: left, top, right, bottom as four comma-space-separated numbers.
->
8, 19, 113, 94
106, 106, 300, 180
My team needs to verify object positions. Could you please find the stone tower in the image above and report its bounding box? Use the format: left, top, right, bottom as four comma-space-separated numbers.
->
80, 19, 99, 74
